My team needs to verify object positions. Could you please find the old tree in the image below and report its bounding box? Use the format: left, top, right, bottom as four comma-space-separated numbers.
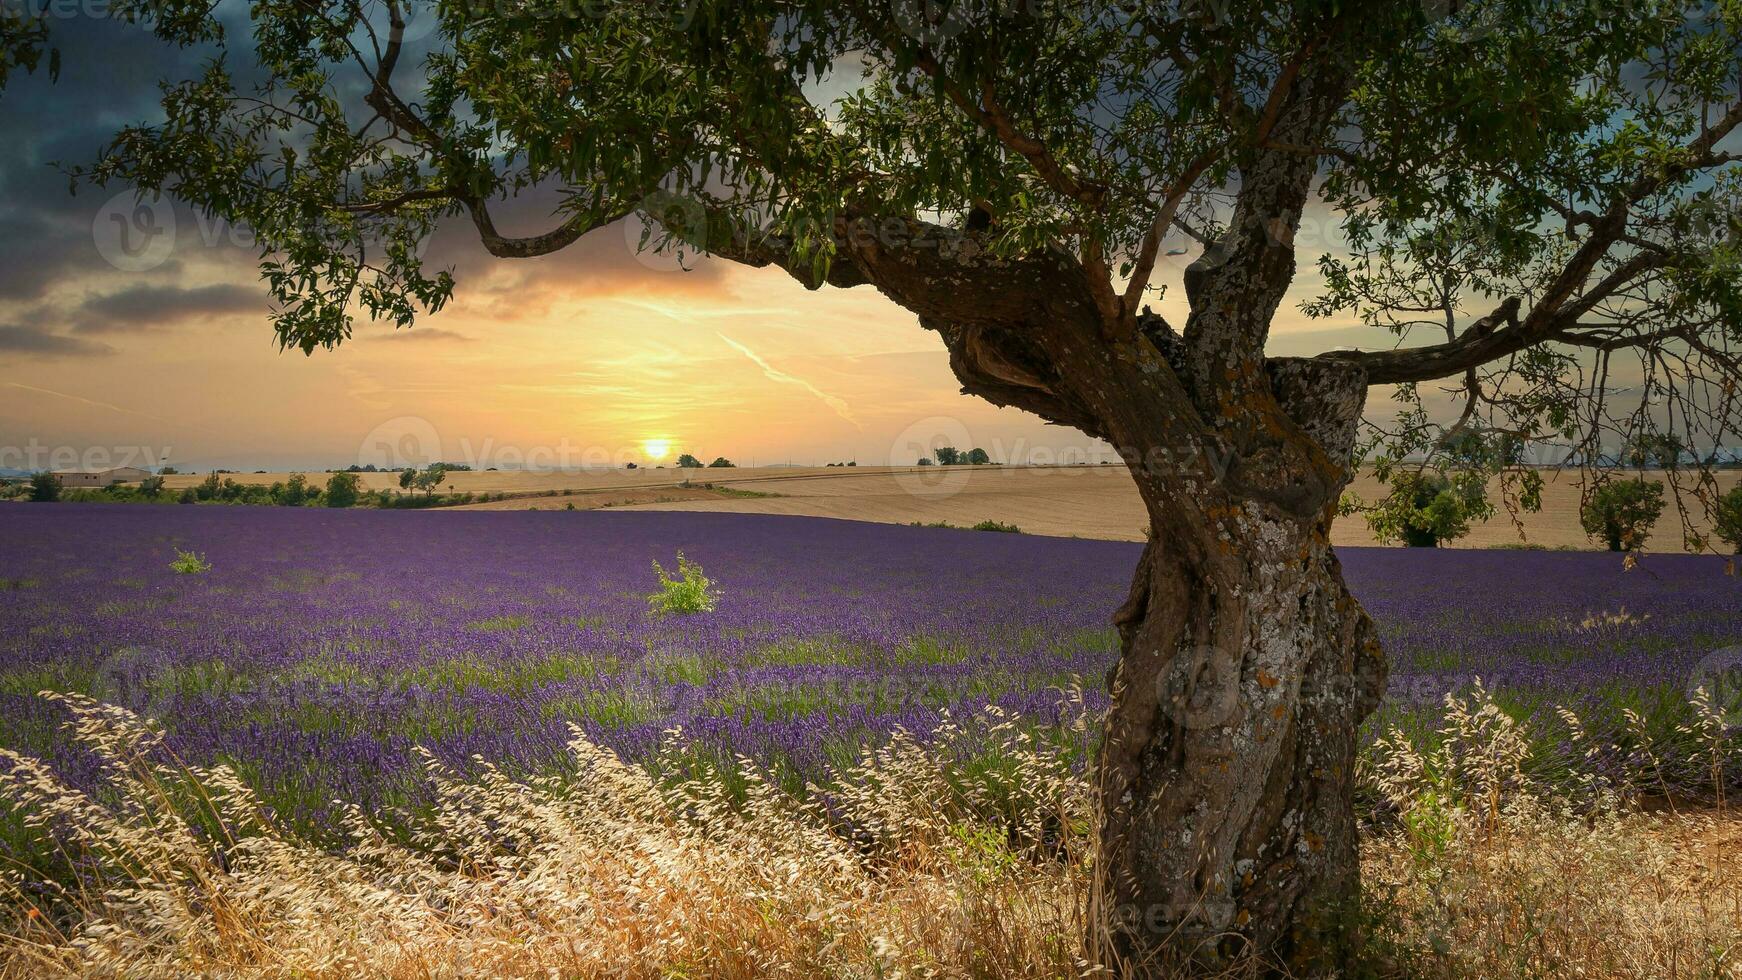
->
27, 0, 1742, 969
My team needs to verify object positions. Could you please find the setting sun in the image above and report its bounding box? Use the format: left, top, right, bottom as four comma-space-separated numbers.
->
640, 439, 672, 461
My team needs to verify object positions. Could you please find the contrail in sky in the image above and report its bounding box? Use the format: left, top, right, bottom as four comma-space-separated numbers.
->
716, 333, 860, 428
4, 382, 171, 423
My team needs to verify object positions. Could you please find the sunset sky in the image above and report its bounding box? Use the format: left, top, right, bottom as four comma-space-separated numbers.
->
0, 18, 1378, 474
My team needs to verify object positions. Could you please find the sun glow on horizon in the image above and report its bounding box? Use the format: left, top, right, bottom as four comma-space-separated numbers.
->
641, 438, 672, 461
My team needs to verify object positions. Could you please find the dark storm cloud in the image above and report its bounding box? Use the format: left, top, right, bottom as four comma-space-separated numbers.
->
0, 214, 91, 300
0, 16, 239, 299
0, 15, 733, 332
74, 282, 260, 332
0, 322, 111, 356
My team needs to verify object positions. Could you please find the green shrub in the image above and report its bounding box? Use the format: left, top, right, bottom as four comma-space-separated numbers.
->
27, 472, 61, 502
1363, 471, 1489, 547
324, 472, 362, 508
1580, 478, 1666, 552
647, 553, 718, 615
970, 520, 1021, 533
1713, 485, 1742, 555
168, 549, 212, 575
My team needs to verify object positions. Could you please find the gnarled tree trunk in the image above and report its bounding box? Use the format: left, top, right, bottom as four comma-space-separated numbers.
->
925, 298, 1389, 971
1090, 444, 1388, 971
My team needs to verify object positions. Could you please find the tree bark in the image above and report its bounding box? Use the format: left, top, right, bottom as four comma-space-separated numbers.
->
1073, 355, 1387, 974
1090, 509, 1387, 972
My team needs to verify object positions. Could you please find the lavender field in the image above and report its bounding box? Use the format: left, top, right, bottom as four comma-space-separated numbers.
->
1, 505, 1738, 842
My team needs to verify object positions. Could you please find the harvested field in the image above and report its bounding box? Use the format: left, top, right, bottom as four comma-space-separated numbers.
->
162, 465, 1742, 549
618, 465, 1742, 552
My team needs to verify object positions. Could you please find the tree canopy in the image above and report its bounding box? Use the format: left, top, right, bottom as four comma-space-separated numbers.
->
14, 0, 1742, 963
36, 0, 1739, 550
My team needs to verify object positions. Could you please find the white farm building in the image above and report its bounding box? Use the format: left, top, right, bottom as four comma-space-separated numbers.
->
52, 466, 152, 488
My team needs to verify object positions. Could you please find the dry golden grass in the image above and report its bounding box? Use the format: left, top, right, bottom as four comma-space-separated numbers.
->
621, 465, 1742, 552
157, 465, 1742, 551
447, 483, 759, 512
2, 690, 1738, 979
1367, 808, 1742, 979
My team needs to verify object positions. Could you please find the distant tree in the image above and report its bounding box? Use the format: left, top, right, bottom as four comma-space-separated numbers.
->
965, 448, 991, 465
1581, 479, 1667, 552
195, 473, 221, 502
916, 458, 933, 467
276, 472, 314, 506
675, 453, 704, 468
397, 467, 416, 491
1359, 471, 1488, 548
158, 466, 179, 475
933, 447, 961, 466
324, 471, 362, 508
708, 457, 736, 468
1716, 487, 1742, 555
411, 464, 447, 496
139, 475, 165, 495
27, 472, 60, 502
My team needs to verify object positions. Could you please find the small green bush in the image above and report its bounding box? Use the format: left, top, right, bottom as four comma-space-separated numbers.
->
1363, 471, 1488, 548
647, 553, 718, 615
324, 472, 362, 508
1580, 478, 1666, 552
169, 549, 212, 575
970, 520, 1022, 533
27, 472, 61, 502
